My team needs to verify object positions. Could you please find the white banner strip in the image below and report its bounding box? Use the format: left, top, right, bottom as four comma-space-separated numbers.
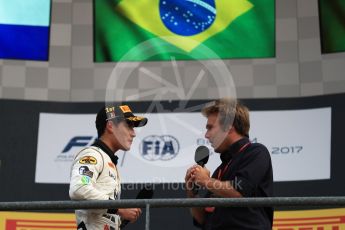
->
35, 108, 331, 184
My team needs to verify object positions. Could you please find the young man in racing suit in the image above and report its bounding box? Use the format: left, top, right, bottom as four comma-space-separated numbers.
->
69, 104, 148, 230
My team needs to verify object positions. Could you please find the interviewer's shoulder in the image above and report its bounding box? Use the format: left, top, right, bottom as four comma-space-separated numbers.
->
248, 142, 271, 158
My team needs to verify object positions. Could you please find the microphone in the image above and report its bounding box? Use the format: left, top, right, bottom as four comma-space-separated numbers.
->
120, 185, 154, 228
194, 145, 210, 167
192, 146, 210, 194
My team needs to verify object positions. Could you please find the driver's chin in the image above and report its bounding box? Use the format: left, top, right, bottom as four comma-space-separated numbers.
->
122, 145, 131, 151
118, 142, 131, 151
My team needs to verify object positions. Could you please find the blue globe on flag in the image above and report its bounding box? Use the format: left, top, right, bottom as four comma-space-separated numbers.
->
159, 0, 216, 36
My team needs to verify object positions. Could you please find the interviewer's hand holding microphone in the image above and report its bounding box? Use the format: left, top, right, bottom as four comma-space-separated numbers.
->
185, 146, 210, 197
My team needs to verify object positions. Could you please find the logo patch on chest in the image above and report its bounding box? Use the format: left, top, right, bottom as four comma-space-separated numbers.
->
81, 176, 91, 185
109, 171, 117, 180
108, 162, 115, 169
79, 156, 97, 165
78, 166, 94, 178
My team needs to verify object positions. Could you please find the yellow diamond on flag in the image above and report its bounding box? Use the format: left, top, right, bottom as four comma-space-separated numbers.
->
115, 0, 253, 52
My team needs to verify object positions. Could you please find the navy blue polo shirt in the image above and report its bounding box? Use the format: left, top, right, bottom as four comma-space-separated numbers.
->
196, 137, 274, 230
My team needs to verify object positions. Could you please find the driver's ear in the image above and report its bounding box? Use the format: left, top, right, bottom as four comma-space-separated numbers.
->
105, 121, 114, 133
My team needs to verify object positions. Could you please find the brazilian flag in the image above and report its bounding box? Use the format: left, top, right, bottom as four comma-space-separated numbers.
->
94, 0, 275, 62
319, 0, 345, 54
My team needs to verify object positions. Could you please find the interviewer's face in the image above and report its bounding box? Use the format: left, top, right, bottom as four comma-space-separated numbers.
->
112, 121, 136, 151
204, 113, 229, 153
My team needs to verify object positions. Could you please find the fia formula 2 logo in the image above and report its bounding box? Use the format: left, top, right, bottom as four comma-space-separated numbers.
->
140, 135, 180, 161
62, 136, 95, 153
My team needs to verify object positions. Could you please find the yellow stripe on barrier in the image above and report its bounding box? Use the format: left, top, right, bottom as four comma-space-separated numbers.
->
1, 208, 345, 230
273, 208, 345, 230
0, 212, 76, 230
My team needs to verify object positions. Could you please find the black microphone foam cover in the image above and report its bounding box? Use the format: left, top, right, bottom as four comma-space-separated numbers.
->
194, 145, 210, 167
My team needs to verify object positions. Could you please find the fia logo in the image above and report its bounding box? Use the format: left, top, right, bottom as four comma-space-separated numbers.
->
140, 135, 180, 161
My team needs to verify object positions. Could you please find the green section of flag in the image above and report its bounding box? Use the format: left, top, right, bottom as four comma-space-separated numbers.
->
94, 0, 275, 62
319, 0, 345, 53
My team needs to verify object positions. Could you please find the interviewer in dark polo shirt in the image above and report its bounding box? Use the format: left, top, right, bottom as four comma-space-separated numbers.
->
185, 98, 273, 230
